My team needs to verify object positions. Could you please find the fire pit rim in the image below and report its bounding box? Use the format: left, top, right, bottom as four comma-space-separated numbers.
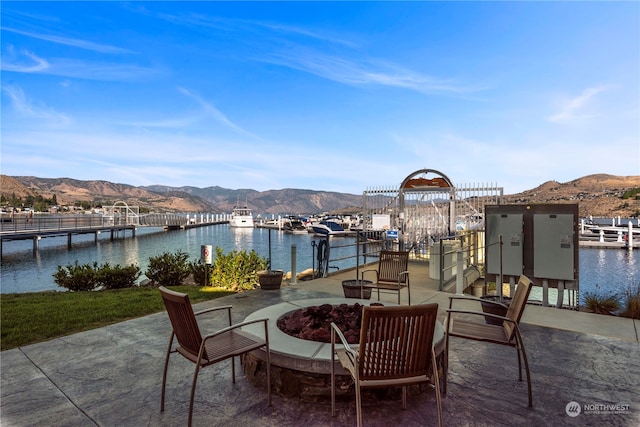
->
242, 298, 389, 374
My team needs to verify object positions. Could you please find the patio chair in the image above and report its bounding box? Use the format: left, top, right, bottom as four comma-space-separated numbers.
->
159, 286, 271, 426
444, 275, 534, 407
361, 250, 411, 305
331, 304, 442, 427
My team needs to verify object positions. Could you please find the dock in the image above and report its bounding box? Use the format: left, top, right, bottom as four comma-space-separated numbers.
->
0, 213, 228, 256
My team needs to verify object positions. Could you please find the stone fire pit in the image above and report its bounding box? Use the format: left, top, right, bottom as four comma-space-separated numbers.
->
241, 298, 444, 401
241, 298, 386, 401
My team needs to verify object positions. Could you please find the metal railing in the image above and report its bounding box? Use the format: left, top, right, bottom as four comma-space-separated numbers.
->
0, 215, 117, 234
317, 230, 486, 286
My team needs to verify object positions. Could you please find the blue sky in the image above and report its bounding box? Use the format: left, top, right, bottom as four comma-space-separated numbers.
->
1, 2, 638, 195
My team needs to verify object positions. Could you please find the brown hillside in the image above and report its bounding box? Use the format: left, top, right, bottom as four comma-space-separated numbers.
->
3, 174, 639, 217
0, 175, 37, 198
505, 174, 640, 218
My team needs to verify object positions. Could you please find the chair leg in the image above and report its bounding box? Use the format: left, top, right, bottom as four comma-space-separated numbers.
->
515, 331, 533, 407
330, 353, 336, 416
330, 332, 341, 417
231, 356, 236, 384
265, 345, 272, 406
161, 334, 174, 412
443, 329, 450, 395
402, 386, 407, 409
516, 345, 523, 381
432, 350, 443, 427
355, 383, 363, 427
188, 364, 202, 427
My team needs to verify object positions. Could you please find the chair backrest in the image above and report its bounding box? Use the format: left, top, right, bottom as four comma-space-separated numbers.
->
358, 304, 438, 381
503, 275, 533, 339
377, 251, 410, 284
159, 286, 206, 359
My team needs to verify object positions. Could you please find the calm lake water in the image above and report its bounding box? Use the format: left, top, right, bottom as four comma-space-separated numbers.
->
2, 224, 638, 305
0, 225, 360, 294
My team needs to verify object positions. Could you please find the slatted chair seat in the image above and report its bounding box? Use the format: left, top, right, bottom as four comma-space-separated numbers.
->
447, 318, 511, 344
331, 304, 442, 427
361, 250, 411, 305
159, 286, 271, 426
444, 275, 534, 407
177, 328, 267, 365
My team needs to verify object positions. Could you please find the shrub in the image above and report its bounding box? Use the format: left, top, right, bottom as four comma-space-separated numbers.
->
97, 263, 141, 290
619, 284, 640, 320
583, 291, 620, 315
145, 250, 191, 287
190, 259, 208, 286
53, 262, 141, 291
209, 247, 267, 291
54, 262, 101, 291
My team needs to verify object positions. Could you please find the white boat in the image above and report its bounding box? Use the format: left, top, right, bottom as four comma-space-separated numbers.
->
229, 206, 254, 228
310, 219, 349, 236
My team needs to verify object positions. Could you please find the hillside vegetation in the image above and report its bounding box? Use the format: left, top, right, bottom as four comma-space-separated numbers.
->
2, 174, 639, 217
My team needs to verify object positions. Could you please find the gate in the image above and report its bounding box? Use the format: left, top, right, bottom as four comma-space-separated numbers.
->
362, 168, 503, 252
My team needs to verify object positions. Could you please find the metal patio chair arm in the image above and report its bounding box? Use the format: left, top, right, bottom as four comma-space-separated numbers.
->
445, 308, 516, 326
330, 322, 358, 361
202, 317, 269, 341
194, 305, 232, 317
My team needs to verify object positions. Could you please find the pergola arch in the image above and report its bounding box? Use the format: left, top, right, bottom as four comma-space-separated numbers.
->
398, 169, 456, 250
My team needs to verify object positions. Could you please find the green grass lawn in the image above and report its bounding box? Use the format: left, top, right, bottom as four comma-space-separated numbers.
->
0, 286, 234, 351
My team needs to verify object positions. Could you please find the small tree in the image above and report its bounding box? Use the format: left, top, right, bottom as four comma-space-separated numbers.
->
209, 247, 267, 291
145, 250, 191, 287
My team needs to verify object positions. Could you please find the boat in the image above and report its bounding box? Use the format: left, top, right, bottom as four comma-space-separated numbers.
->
283, 216, 308, 234
229, 206, 254, 228
310, 219, 350, 236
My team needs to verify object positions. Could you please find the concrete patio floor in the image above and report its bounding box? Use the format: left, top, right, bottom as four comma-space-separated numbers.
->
2, 263, 639, 426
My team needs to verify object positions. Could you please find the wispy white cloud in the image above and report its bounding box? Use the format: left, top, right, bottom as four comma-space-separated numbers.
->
4, 55, 161, 81
255, 21, 359, 48
147, 11, 470, 95
1, 47, 49, 72
2, 85, 71, 126
259, 50, 472, 94
177, 87, 260, 138
1, 26, 135, 54
546, 85, 612, 123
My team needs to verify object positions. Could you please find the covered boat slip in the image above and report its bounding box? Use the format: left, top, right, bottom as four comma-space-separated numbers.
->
359, 169, 585, 310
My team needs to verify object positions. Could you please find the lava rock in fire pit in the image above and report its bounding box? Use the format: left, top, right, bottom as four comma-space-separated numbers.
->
277, 302, 384, 344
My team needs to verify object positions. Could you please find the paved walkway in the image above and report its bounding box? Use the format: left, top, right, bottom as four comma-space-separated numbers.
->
2, 265, 639, 426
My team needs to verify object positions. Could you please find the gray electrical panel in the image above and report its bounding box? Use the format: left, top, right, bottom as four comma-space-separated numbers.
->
533, 214, 575, 280
486, 213, 523, 277
484, 203, 579, 295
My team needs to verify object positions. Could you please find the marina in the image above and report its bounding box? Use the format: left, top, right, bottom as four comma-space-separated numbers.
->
1, 217, 638, 310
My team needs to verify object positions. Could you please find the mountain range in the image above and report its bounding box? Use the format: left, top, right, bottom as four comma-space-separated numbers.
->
1, 174, 639, 218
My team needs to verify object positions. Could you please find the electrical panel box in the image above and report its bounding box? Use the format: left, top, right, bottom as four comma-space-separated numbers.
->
486, 213, 523, 277
485, 203, 578, 285
533, 214, 575, 280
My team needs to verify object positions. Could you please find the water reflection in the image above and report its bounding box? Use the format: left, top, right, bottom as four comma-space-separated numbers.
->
579, 248, 639, 302
2, 226, 639, 300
